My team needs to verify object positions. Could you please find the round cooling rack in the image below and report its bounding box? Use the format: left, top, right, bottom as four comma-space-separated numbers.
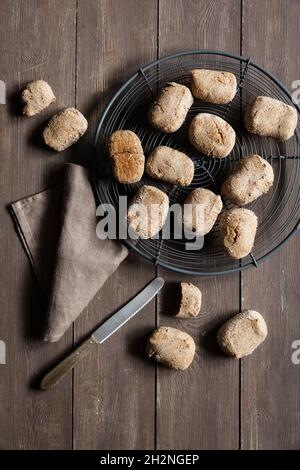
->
93, 50, 300, 276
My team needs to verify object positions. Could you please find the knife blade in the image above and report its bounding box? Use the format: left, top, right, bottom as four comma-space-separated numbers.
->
40, 276, 164, 390
92, 276, 164, 343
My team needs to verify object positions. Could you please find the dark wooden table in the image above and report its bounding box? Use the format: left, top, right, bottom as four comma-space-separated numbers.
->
1, 0, 300, 450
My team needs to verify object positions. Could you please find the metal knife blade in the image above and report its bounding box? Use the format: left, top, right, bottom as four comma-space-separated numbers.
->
40, 276, 164, 390
92, 276, 164, 344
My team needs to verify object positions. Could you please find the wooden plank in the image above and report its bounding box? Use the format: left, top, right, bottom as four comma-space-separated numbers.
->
156, 0, 241, 450
241, 0, 300, 449
0, 0, 76, 449
2, 0, 298, 452
73, 0, 158, 449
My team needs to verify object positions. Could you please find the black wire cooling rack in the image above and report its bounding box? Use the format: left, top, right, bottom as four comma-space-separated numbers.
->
92, 50, 300, 275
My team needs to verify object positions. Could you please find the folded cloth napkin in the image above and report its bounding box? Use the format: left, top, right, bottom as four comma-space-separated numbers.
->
10, 164, 129, 342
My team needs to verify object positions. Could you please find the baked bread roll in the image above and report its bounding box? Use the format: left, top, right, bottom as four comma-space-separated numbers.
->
146, 146, 194, 186
183, 188, 223, 236
245, 96, 297, 141
191, 69, 237, 104
221, 154, 274, 205
217, 310, 267, 358
148, 82, 193, 133
147, 326, 195, 370
43, 108, 88, 151
189, 113, 236, 157
176, 282, 202, 318
127, 185, 169, 239
108, 130, 145, 183
219, 208, 257, 259
21, 80, 56, 116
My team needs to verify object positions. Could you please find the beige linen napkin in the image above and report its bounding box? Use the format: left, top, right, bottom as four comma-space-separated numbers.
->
10, 164, 129, 342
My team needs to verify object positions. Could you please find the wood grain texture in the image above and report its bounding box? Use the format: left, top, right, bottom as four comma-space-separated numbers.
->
41, 336, 97, 391
0, 0, 76, 449
156, 0, 241, 450
241, 0, 300, 450
73, 0, 158, 450
1, 0, 300, 451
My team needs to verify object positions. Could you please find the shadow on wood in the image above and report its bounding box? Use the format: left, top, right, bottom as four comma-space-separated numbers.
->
125, 326, 155, 367
158, 281, 180, 318
6, 81, 26, 116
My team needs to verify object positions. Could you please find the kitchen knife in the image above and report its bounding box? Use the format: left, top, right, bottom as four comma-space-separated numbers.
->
40, 276, 164, 390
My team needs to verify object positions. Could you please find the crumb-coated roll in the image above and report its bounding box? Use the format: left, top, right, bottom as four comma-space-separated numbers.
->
147, 326, 195, 370
221, 154, 274, 205
21, 80, 56, 116
108, 130, 145, 183
217, 310, 267, 358
189, 113, 236, 158
183, 188, 223, 236
191, 69, 237, 104
148, 82, 193, 133
176, 282, 202, 318
127, 185, 169, 239
245, 96, 297, 141
218, 208, 257, 259
146, 146, 194, 186
43, 108, 87, 151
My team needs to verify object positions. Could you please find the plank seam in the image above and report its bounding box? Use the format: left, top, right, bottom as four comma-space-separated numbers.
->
239, 0, 244, 452
75, 0, 78, 109
72, 0, 79, 451
155, 0, 159, 452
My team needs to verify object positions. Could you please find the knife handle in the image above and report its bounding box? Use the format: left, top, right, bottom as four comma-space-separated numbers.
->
40, 336, 97, 391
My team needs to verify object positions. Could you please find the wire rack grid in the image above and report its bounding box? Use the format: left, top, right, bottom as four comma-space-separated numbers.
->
93, 50, 300, 276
